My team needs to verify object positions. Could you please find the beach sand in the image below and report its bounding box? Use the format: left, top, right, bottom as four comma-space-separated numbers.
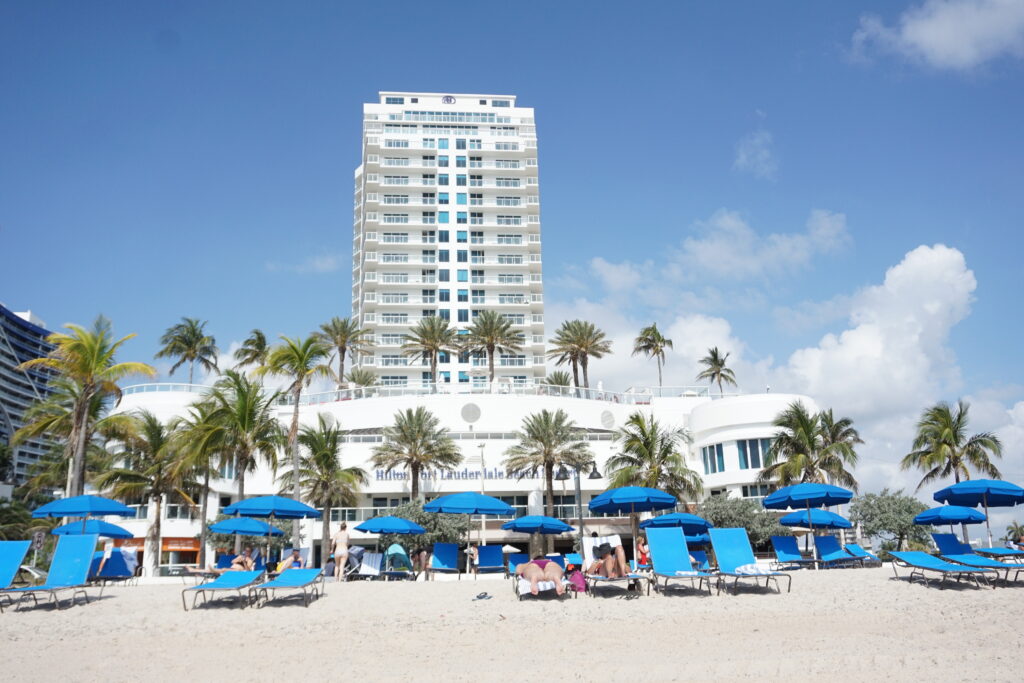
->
0, 567, 1019, 682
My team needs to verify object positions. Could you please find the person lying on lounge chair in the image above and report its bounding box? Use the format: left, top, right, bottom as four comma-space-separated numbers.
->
515, 555, 565, 595
187, 547, 256, 576
282, 548, 305, 570
587, 541, 631, 578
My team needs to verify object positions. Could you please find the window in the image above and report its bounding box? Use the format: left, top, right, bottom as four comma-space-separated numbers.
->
438, 192, 449, 204
470, 193, 483, 205
457, 269, 468, 282
456, 193, 467, 205
383, 194, 409, 204
471, 269, 484, 282
738, 438, 773, 470
492, 99, 510, 107
438, 249, 450, 262
457, 289, 469, 302
496, 177, 519, 188
456, 230, 468, 243
497, 215, 521, 226
741, 484, 770, 499
701, 444, 726, 475
458, 371, 469, 383
384, 176, 410, 185
439, 371, 451, 383
439, 289, 450, 302
421, 174, 435, 184
456, 211, 467, 224
470, 212, 483, 225
438, 138, 449, 150
422, 309, 435, 318
457, 249, 468, 262
421, 192, 435, 204
457, 309, 469, 322
479, 99, 487, 105
439, 269, 450, 282
456, 156, 466, 168
471, 289, 485, 303
422, 137, 436, 148
383, 213, 409, 224
420, 249, 435, 263
438, 351, 450, 364
470, 174, 483, 187
469, 156, 482, 168
456, 174, 467, 186
381, 376, 408, 386
385, 96, 405, 104
384, 139, 409, 148
421, 155, 435, 166
471, 250, 484, 264
456, 138, 466, 150
438, 229, 449, 242
438, 211, 449, 224
421, 289, 435, 303
439, 309, 450, 321
438, 155, 449, 167
469, 139, 482, 149
422, 211, 436, 224
438, 174, 449, 186
470, 231, 484, 243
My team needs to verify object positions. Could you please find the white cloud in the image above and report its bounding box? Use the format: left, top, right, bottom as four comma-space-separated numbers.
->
265, 251, 344, 274
669, 208, 850, 282
852, 0, 1024, 71
733, 129, 778, 180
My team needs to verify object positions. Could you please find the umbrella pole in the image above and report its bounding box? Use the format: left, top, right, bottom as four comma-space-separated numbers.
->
984, 493, 992, 548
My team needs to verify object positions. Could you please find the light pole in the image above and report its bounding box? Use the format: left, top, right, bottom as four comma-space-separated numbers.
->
477, 443, 486, 545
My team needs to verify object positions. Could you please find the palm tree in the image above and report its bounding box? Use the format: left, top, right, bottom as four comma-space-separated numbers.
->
170, 400, 224, 566
278, 415, 368, 566
371, 407, 462, 500
461, 310, 524, 383
345, 367, 378, 388
233, 329, 270, 369
155, 317, 219, 384
757, 401, 859, 491
632, 323, 673, 388
696, 346, 737, 396
547, 320, 611, 389
1005, 521, 1024, 543
258, 336, 332, 547
503, 410, 594, 552
544, 371, 572, 387
316, 317, 373, 390
401, 317, 459, 389
17, 316, 155, 496
94, 410, 197, 576
900, 400, 1002, 490
205, 371, 282, 550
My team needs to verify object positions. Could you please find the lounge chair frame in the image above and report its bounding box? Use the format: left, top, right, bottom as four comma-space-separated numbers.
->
715, 571, 792, 595
2, 535, 98, 611
769, 536, 820, 571
250, 569, 325, 607
646, 528, 714, 597
889, 552, 993, 589
181, 570, 263, 611
5, 585, 92, 611
710, 528, 792, 595
427, 543, 461, 580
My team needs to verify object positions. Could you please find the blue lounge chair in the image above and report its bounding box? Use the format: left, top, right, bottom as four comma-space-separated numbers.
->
889, 551, 994, 588
930, 533, 1022, 583
0, 540, 31, 613
974, 546, 1024, 562
564, 552, 583, 569
547, 554, 566, 569
506, 552, 529, 578
250, 568, 324, 607
2, 534, 98, 610
88, 548, 138, 586
474, 545, 505, 578
814, 535, 861, 567
690, 550, 712, 572
181, 570, 263, 610
429, 542, 460, 580
709, 527, 791, 594
214, 553, 236, 569
844, 543, 881, 566
646, 527, 713, 595
770, 536, 818, 570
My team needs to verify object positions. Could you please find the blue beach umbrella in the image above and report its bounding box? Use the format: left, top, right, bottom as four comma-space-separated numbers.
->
913, 505, 986, 526
762, 483, 854, 510
425, 492, 514, 545
355, 516, 426, 535
780, 508, 852, 530
222, 495, 321, 519
639, 512, 713, 534
933, 479, 1024, 546
589, 487, 677, 559
209, 518, 285, 537
32, 494, 136, 519
501, 515, 574, 534
52, 519, 133, 539
684, 533, 711, 547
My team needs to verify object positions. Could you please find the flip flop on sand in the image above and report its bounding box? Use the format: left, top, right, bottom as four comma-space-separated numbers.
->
473, 592, 492, 601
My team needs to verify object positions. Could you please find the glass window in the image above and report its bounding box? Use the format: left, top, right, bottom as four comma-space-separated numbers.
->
456, 156, 466, 168
439, 309, 450, 321
456, 230, 468, 242
458, 371, 469, 383
438, 212, 449, 224
438, 269, 450, 282
456, 211, 467, 224
438, 138, 449, 149
439, 289, 450, 302
438, 155, 449, 167
456, 174, 467, 186
701, 444, 726, 475
438, 174, 449, 186
456, 138, 467, 149
438, 192, 449, 204
491, 99, 510, 107
457, 250, 467, 262
457, 289, 469, 302
438, 229, 449, 242
422, 137, 435, 148
385, 96, 405, 104
458, 309, 469, 322
457, 269, 468, 282
439, 371, 451, 383
438, 249, 450, 262
456, 193, 467, 205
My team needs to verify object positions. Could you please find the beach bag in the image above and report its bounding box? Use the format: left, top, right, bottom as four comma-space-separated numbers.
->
568, 570, 586, 593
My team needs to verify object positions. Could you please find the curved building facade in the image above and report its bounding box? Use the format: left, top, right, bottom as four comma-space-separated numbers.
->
112, 383, 815, 568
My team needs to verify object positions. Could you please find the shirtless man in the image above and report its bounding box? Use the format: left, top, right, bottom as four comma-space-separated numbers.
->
332, 523, 350, 580
515, 556, 565, 595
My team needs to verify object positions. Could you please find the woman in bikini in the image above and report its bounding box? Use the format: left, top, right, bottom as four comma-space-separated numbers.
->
587, 541, 631, 578
515, 555, 565, 595
332, 522, 349, 580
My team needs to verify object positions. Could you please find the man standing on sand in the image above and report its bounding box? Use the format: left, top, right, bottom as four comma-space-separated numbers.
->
332, 522, 350, 580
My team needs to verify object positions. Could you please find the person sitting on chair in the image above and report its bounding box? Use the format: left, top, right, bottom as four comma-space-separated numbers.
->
188, 547, 255, 575
587, 540, 631, 578
515, 555, 565, 596
283, 548, 305, 570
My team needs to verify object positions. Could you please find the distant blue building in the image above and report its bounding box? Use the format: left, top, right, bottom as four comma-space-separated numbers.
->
0, 303, 55, 485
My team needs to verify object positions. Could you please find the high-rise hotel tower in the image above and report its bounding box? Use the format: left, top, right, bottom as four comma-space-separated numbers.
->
352, 92, 545, 388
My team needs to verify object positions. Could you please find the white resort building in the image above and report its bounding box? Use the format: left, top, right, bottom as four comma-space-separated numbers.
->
107, 93, 818, 572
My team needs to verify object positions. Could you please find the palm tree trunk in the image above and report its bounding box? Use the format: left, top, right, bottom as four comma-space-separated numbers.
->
544, 463, 555, 554
411, 463, 421, 500
189, 361, 194, 385
235, 467, 246, 554
581, 356, 590, 389
488, 345, 496, 383
70, 394, 92, 496
289, 385, 302, 549
431, 353, 438, 393
657, 357, 663, 388
199, 469, 210, 566
321, 506, 331, 568
337, 346, 346, 391
148, 495, 162, 577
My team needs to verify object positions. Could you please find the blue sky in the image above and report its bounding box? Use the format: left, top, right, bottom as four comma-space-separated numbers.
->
2, 2, 1023, 504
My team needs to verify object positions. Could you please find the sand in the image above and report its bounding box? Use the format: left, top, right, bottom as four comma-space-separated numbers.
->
0, 567, 1019, 682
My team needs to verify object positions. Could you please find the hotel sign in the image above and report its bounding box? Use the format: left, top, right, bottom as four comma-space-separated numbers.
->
375, 467, 538, 481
